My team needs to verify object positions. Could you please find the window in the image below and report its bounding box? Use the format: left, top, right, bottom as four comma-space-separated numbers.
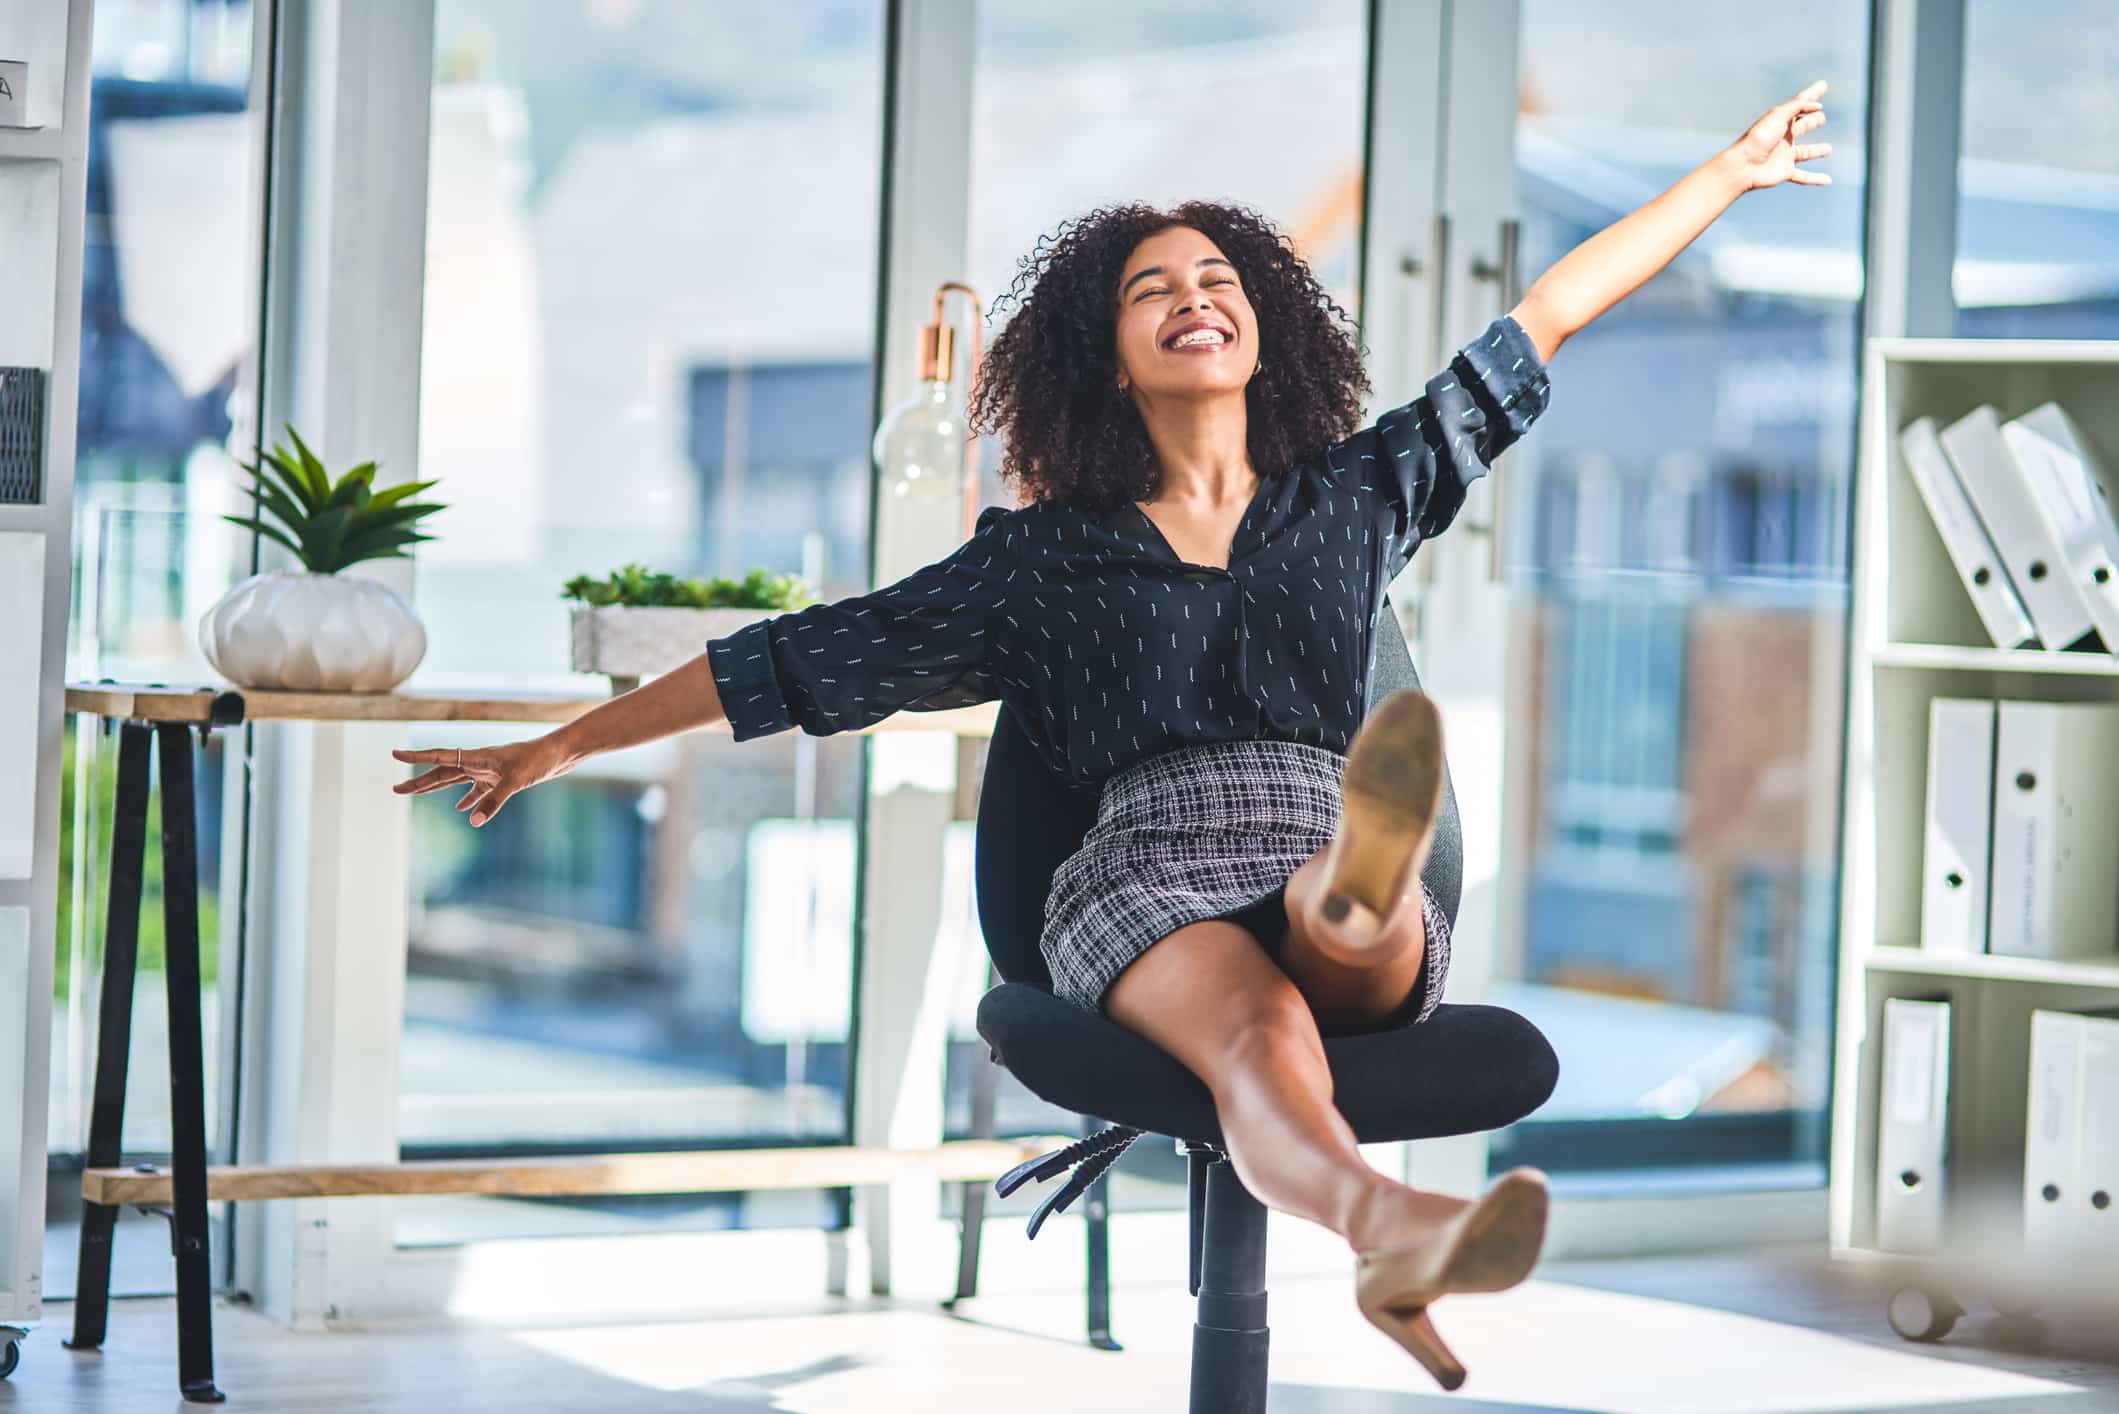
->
1954, 0, 2119, 339
400, 0, 889, 1243
689, 363, 874, 583
1509, 0, 1867, 1149
1712, 463, 1842, 582
1540, 586, 1689, 866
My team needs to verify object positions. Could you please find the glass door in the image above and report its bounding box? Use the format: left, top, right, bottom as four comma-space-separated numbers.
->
1407, 0, 1874, 1186
396, 0, 893, 1246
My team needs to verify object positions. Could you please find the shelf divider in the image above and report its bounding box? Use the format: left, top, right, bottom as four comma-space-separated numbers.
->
0, 127, 63, 162
1864, 944, 2119, 989
1871, 642, 2119, 677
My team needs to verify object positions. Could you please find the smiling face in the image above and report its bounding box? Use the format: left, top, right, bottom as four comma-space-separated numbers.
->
1113, 224, 1259, 406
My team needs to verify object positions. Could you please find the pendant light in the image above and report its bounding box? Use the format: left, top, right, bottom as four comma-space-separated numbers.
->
872, 282, 983, 541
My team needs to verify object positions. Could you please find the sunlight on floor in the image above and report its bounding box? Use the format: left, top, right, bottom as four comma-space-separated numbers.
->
501, 1275, 2084, 1413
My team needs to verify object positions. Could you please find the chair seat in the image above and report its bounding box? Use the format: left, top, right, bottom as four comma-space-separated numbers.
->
976, 983, 1559, 1147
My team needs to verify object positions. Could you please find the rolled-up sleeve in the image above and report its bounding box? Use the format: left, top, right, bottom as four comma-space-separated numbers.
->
707, 504, 1016, 741
1348, 312, 1551, 565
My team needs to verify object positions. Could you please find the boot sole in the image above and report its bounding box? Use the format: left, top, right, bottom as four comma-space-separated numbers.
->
1325, 690, 1446, 920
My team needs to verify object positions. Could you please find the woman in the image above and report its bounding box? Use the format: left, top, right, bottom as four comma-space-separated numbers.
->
393, 80, 1830, 1389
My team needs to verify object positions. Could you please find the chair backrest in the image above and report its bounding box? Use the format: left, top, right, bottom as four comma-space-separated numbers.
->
973, 607, 1463, 991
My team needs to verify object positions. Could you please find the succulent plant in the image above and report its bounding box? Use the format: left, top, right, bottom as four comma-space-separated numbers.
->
223, 427, 444, 575
561, 563, 816, 610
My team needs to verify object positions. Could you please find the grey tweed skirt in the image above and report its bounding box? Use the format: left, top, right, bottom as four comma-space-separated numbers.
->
1039, 737, 1451, 1028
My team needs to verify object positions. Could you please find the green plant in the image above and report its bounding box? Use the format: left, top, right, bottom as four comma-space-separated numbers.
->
560, 563, 816, 610
224, 426, 445, 574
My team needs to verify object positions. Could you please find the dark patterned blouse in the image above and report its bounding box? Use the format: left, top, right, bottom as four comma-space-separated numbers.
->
706, 313, 1552, 790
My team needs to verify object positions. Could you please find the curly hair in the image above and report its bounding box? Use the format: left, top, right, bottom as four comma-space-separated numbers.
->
969, 200, 1372, 514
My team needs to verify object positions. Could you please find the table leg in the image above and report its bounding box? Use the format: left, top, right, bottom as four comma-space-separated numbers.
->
945, 1039, 1000, 1307
948, 1178, 987, 1305
66, 722, 152, 1355
156, 723, 225, 1404
1084, 1114, 1120, 1352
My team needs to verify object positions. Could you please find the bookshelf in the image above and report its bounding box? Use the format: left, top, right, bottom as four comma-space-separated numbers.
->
0, 0, 90, 1375
1830, 337, 2119, 1339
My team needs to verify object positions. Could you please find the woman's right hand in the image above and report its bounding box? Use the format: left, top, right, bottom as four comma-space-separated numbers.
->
391, 734, 574, 827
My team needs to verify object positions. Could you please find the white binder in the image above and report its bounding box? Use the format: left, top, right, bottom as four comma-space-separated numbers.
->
1989, 700, 2119, 961
2080, 1012, 2119, 1264
2025, 1009, 2081, 1266
1941, 405, 2098, 651
1921, 698, 1994, 956
1900, 416, 2037, 649
2024, 1008, 2119, 1270
1877, 995, 1951, 1253
2002, 402, 2119, 651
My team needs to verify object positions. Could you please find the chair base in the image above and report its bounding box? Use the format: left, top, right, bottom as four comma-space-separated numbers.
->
1188, 1145, 1270, 1414
1001, 1131, 1274, 1406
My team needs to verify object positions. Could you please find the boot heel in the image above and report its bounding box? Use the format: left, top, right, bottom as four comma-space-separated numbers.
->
1353, 1168, 1549, 1389
1375, 1304, 1465, 1391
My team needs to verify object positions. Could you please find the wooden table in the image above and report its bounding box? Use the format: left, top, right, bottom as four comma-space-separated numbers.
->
60, 680, 1031, 1403
62, 681, 1002, 733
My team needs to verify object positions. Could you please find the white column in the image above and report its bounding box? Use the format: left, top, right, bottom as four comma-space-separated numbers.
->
1358, 0, 1526, 1203
1862, 0, 1963, 341
1354, 0, 1445, 429
1354, 0, 1451, 1196
232, 0, 437, 1328
848, 0, 979, 1298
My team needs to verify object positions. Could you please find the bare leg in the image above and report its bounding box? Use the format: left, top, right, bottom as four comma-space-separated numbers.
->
1103, 920, 1466, 1254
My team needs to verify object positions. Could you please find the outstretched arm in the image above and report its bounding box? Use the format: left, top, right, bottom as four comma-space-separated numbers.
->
390, 655, 733, 826
1509, 80, 1832, 364
391, 507, 1018, 826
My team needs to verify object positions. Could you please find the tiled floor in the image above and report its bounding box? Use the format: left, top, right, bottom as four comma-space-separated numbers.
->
6, 1240, 2116, 1412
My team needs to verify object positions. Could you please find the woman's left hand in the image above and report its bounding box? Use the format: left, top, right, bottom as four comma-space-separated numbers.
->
1726, 79, 1833, 193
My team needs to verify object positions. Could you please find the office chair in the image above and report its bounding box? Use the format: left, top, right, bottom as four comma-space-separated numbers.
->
966, 606, 1560, 1413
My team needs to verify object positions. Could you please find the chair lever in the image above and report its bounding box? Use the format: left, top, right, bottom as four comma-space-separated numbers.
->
1024, 1131, 1137, 1241
995, 1123, 1140, 1201
996, 1147, 1080, 1200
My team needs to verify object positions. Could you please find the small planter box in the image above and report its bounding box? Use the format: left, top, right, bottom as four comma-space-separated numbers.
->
569, 604, 780, 693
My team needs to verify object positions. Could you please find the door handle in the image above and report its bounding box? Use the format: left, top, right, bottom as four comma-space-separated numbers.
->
1425, 211, 1452, 382
1470, 216, 1521, 308
1412, 212, 1450, 592
1467, 216, 1522, 582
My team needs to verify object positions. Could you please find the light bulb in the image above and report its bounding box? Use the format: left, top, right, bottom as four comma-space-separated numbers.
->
873, 377, 965, 503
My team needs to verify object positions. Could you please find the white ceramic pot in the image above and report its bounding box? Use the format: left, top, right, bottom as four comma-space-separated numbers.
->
568, 604, 778, 682
199, 570, 427, 692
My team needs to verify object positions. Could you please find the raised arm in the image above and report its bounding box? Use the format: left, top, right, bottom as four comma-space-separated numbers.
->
1343, 312, 1551, 566
1509, 79, 1832, 364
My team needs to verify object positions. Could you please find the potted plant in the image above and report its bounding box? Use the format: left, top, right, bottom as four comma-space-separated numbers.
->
563, 563, 816, 693
198, 428, 443, 692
